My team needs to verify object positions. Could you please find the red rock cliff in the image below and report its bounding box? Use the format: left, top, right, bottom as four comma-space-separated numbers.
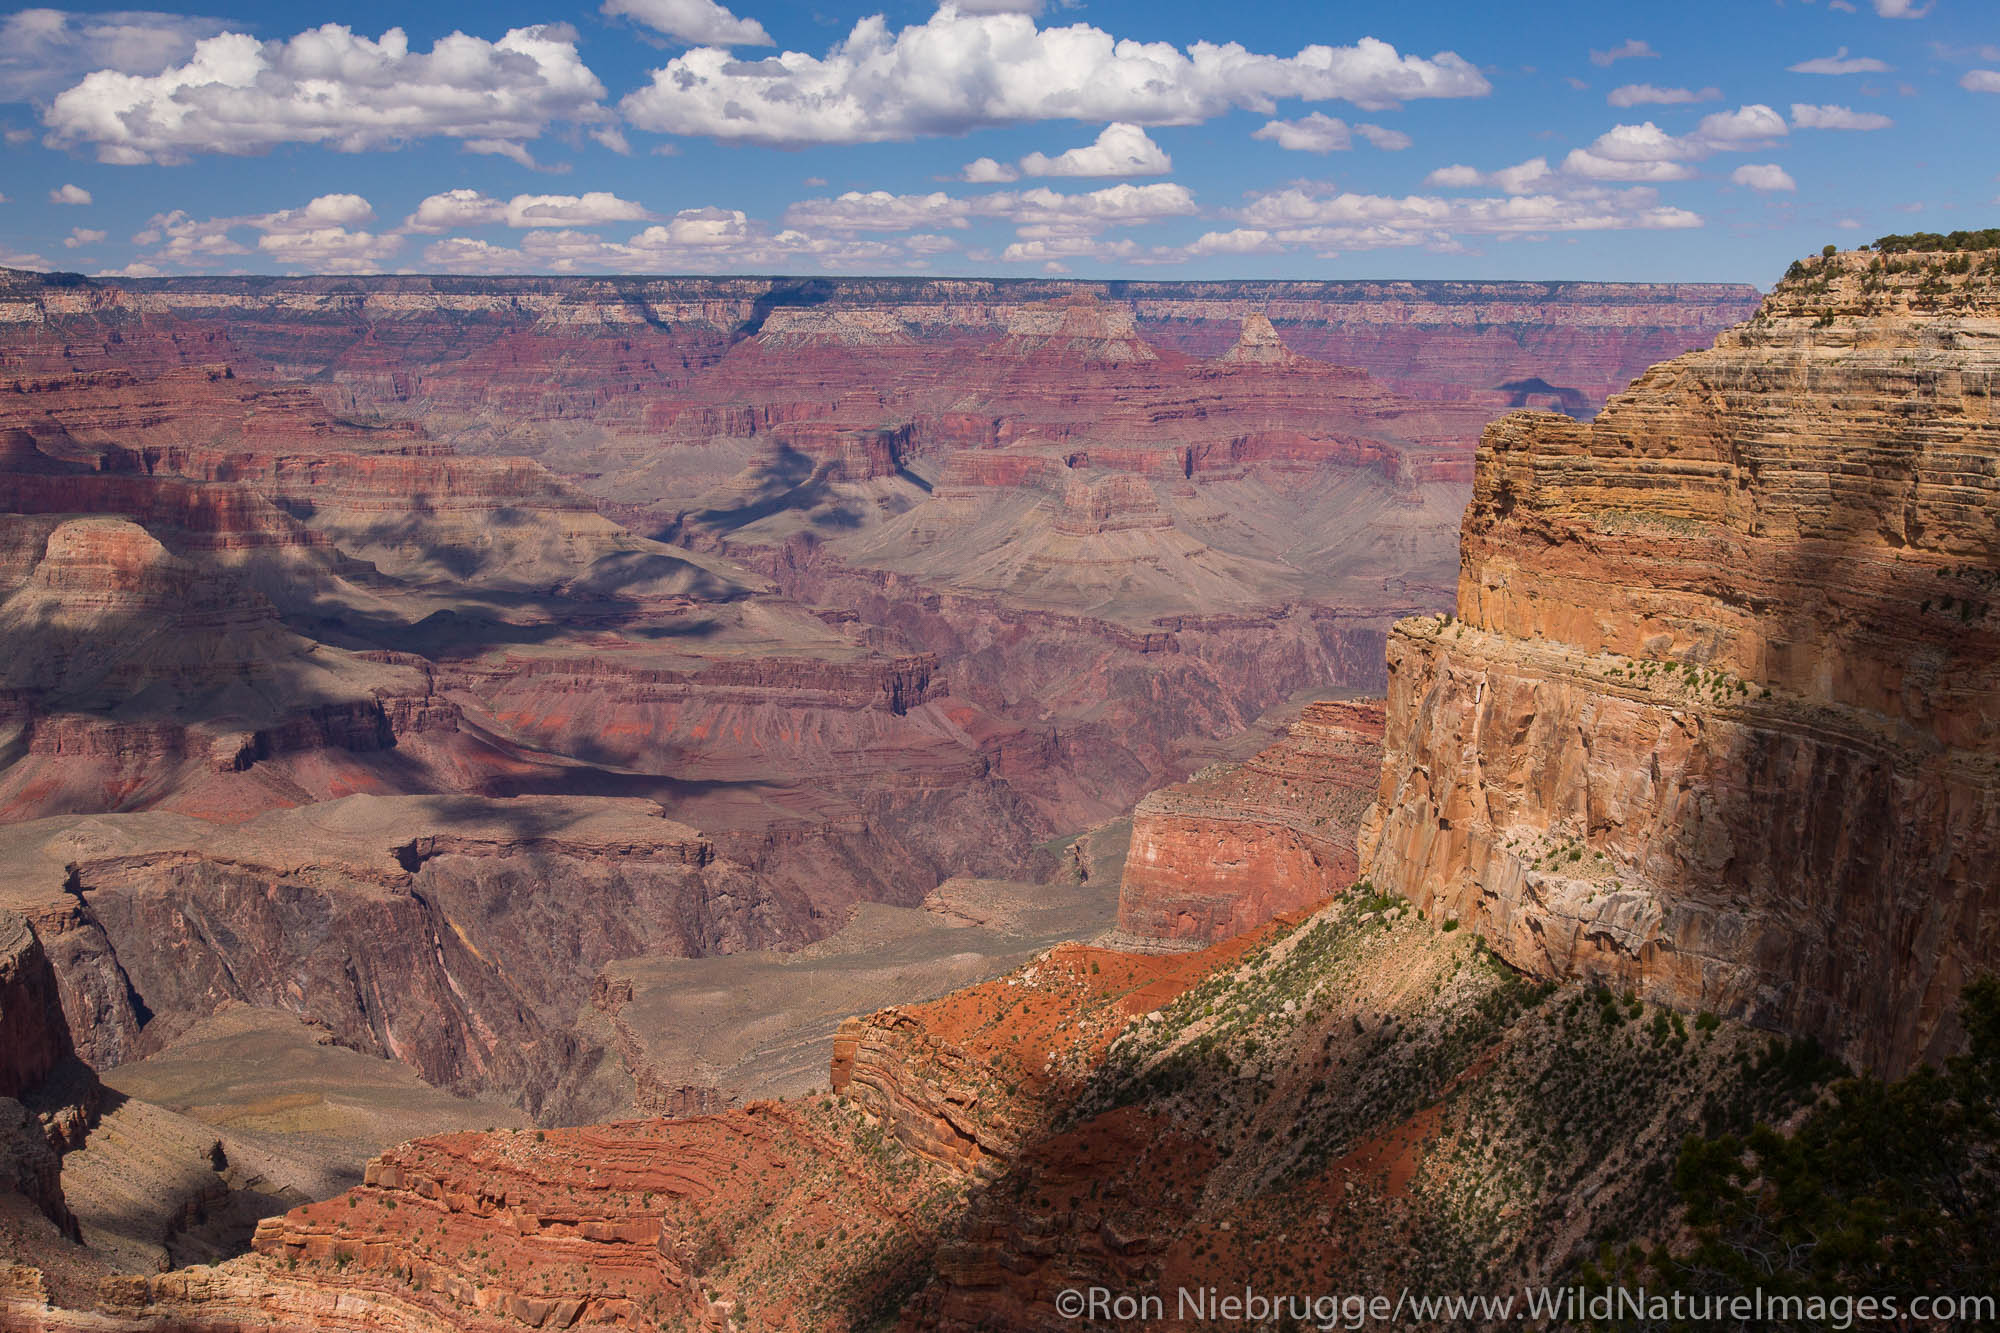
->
1360, 245, 2000, 1075
1115, 700, 1385, 948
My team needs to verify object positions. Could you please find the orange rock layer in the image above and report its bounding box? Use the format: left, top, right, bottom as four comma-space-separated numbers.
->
1116, 700, 1386, 947
1361, 246, 2000, 1075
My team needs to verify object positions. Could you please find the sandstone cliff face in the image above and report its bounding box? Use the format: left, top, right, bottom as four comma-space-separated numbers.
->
1361, 245, 2000, 1075
1115, 700, 1384, 948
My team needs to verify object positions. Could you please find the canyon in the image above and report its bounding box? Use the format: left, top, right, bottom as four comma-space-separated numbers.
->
8, 241, 1996, 1330
0, 270, 1756, 841
0, 268, 1757, 1124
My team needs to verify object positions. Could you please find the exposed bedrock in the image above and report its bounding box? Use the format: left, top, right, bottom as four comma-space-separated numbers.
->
1361, 245, 2000, 1075
1116, 699, 1386, 948
1, 269, 1760, 431
0, 795, 846, 1122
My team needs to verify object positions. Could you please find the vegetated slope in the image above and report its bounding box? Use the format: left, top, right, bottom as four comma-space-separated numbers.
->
0, 891, 1851, 1332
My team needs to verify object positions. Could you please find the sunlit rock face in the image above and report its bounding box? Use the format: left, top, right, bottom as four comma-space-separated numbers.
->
1116, 700, 1385, 948
1362, 245, 2000, 1076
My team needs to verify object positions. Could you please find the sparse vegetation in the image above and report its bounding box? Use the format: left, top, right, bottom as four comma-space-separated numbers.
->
1872, 228, 2000, 254
1590, 979, 2000, 1328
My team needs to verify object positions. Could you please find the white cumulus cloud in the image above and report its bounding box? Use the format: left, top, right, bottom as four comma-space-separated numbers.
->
506, 192, 652, 227
1251, 112, 1409, 154
1184, 227, 1278, 256
1425, 158, 1557, 193
785, 181, 1197, 239
1965, 70, 2000, 93
49, 183, 92, 204
1561, 106, 1785, 181
256, 226, 401, 273
121, 193, 405, 272
958, 157, 1020, 183
1791, 103, 1894, 130
405, 189, 507, 233
418, 211, 947, 275
254, 193, 373, 233
403, 189, 654, 232
1873, 0, 1931, 17
1607, 84, 1720, 107
1788, 48, 1890, 75
128, 208, 247, 262
1018, 123, 1170, 177
1692, 104, 1790, 144
1254, 112, 1355, 153
600, 0, 770, 46
1355, 123, 1412, 150
620, 10, 1488, 146
63, 227, 106, 248
43, 23, 609, 165
1225, 183, 1701, 259
1589, 38, 1657, 68
1731, 164, 1796, 192
1563, 124, 1702, 181
999, 235, 1138, 263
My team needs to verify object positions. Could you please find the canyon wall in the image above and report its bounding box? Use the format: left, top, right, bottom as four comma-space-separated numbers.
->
1361, 245, 2000, 1076
0, 916, 71, 1102
0, 794, 856, 1122
0, 892, 1846, 1333
1, 270, 1760, 430
1114, 699, 1384, 948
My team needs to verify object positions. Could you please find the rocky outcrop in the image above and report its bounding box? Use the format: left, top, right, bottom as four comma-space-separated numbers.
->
0, 912, 88, 1242
0, 795, 833, 1120
830, 1008, 1025, 1178
1217, 313, 1299, 368
1360, 244, 2000, 1076
1000, 296, 1159, 365
1116, 699, 1385, 948
1, 890, 1840, 1333
0, 915, 70, 1100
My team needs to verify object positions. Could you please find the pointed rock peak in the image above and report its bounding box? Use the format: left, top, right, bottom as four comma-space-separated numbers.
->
1220, 312, 1299, 366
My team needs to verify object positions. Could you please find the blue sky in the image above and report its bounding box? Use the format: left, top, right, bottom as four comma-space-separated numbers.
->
0, 0, 1994, 283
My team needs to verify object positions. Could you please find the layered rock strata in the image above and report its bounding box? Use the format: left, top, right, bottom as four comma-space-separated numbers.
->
0, 895, 1845, 1333
0, 795, 833, 1120
0, 270, 1757, 876
1, 269, 1761, 428
1361, 244, 2000, 1075
1115, 699, 1385, 948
